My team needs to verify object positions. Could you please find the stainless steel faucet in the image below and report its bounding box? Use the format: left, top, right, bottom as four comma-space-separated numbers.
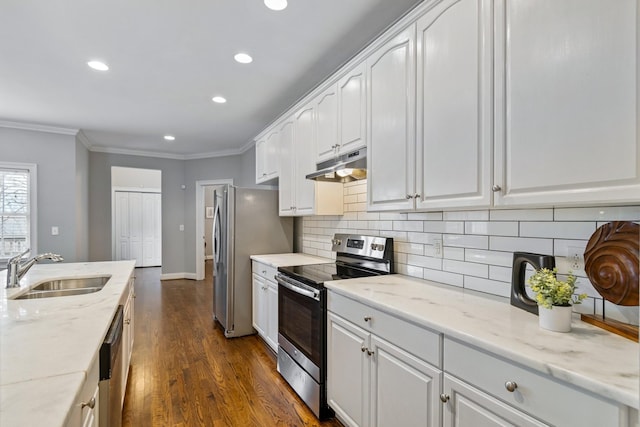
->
5, 249, 64, 288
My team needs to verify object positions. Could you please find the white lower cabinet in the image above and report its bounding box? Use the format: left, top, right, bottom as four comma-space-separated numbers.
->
327, 293, 442, 427
66, 354, 100, 427
252, 261, 279, 352
443, 337, 629, 427
122, 278, 135, 405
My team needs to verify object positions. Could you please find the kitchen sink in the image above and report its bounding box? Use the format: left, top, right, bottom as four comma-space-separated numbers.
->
15, 276, 111, 299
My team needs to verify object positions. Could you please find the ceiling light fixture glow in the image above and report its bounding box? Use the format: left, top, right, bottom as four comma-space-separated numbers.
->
87, 61, 109, 71
212, 96, 227, 104
264, 0, 287, 11
164, 135, 176, 141
234, 53, 253, 64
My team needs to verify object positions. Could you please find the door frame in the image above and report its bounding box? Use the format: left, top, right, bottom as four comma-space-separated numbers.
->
111, 186, 161, 262
195, 179, 233, 280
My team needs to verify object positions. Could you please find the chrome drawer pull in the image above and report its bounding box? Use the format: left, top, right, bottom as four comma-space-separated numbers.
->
81, 397, 96, 409
439, 393, 450, 403
505, 381, 518, 392
363, 316, 372, 322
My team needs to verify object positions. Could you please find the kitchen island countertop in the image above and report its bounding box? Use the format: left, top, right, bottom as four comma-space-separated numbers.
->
0, 260, 136, 427
325, 274, 639, 410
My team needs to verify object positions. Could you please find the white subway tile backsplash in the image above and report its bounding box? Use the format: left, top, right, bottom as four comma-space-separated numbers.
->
489, 265, 512, 283
300, 181, 639, 313
490, 209, 553, 221
489, 236, 553, 254
444, 234, 488, 249
423, 268, 464, 287
465, 249, 513, 267
443, 259, 488, 278
519, 221, 596, 240
464, 221, 518, 236
407, 254, 442, 270
423, 221, 464, 233
444, 210, 489, 221
408, 212, 443, 221
393, 221, 424, 232
464, 277, 511, 298
443, 247, 465, 261
554, 206, 640, 221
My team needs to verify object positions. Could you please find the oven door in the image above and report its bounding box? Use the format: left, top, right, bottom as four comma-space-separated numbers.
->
276, 273, 324, 382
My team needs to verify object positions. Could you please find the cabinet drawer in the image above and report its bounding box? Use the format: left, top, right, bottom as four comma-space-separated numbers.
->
328, 291, 441, 368
444, 337, 626, 427
252, 261, 278, 282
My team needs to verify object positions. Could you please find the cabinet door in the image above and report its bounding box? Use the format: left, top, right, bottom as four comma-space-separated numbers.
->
252, 274, 267, 337
255, 137, 267, 183
493, 0, 640, 207
338, 62, 367, 154
370, 335, 442, 427
442, 375, 546, 427
415, 0, 492, 210
122, 288, 134, 405
278, 119, 296, 216
327, 312, 370, 427
265, 130, 280, 180
316, 84, 339, 162
367, 25, 417, 212
266, 281, 278, 352
293, 104, 316, 215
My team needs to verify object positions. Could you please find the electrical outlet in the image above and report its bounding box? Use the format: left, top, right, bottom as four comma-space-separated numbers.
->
567, 246, 584, 271
430, 238, 443, 258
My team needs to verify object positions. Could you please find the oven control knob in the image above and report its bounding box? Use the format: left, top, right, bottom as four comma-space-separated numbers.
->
370, 243, 385, 251
332, 239, 342, 246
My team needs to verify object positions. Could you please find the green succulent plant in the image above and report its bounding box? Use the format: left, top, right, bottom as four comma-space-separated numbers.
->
527, 268, 587, 309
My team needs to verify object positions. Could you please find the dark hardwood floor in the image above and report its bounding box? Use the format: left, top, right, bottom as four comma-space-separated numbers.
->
122, 262, 342, 427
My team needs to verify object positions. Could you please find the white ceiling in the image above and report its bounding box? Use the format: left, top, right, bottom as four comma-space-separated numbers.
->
0, 0, 422, 159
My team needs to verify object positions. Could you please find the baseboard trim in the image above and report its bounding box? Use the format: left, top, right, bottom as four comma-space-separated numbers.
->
161, 272, 198, 281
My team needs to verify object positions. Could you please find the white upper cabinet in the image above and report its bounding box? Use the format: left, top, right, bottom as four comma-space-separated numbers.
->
293, 103, 316, 215
255, 127, 279, 184
415, 0, 492, 210
278, 118, 296, 216
366, 26, 417, 212
338, 62, 367, 156
493, 0, 640, 207
315, 84, 339, 162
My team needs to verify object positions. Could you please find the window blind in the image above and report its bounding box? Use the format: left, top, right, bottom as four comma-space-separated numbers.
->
0, 168, 30, 258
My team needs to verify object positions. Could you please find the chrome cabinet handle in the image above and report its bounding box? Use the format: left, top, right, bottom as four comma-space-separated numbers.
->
81, 397, 96, 409
439, 393, 450, 403
124, 319, 131, 325
413, 194, 420, 199
361, 346, 366, 353
505, 381, 518, 392
366, 349, 374, 356
363, 316, 372, 322
492, 184, 502, 192
406, 194, 412, 199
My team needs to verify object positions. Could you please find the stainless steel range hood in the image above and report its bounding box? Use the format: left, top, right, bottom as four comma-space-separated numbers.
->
306, 147, 367, 183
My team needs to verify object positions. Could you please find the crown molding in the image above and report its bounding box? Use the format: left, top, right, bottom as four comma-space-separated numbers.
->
75, 130, 93, 150
0, 120, 79, 136
90, 145, 188, 160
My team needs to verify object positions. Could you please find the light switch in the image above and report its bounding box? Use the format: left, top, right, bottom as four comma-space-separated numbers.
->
51, 226, 59, 236
179, 224, 184, 231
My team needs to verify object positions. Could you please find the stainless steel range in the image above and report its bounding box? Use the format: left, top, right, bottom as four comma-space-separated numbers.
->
275, 234, 394, 419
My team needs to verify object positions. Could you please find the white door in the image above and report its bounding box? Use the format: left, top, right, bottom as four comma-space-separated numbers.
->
415, 0, 492, 210
142, 193, 161, 267
128, 192, 143, 267
252, 274, 267, 337
338, 62, 367, 155
366, 25, 417, 212
115, 191, 161, 267
493, 0, 639, 207
278, 119, 295, 216
293, 103, 316, 215
327, 312, 370, 427
316, 83, 339, 162
370, 335, 442, 427
115, 192, 130, 261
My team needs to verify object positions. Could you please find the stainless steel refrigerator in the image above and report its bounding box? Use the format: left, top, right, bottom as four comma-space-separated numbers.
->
212, 185, 293, 337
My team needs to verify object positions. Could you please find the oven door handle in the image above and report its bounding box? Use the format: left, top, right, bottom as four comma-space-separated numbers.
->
276, 275, 320, 301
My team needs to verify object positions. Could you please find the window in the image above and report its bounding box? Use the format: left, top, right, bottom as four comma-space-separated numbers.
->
0, 163, 36, 260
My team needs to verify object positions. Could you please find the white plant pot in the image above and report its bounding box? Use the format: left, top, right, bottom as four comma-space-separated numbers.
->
538, 305, 573, 332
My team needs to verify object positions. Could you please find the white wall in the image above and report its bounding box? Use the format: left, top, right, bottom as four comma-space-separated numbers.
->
0, 127, 89, 262
301, 180, 640, 326
111, 166, 161, 190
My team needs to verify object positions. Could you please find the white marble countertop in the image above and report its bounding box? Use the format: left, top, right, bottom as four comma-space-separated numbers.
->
325, 274, 639, 409
250, 253, 333, 267
0, 260, 136, 426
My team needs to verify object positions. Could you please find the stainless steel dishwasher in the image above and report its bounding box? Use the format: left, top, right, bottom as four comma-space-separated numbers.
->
99, 305, 124, 427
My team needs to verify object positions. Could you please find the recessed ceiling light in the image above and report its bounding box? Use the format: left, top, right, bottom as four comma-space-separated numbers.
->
264, 0, 287, 11
234, 53, 253, 64
212, 96, 227, 104
87, 60, 109, 71
164, 135, 175, 141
